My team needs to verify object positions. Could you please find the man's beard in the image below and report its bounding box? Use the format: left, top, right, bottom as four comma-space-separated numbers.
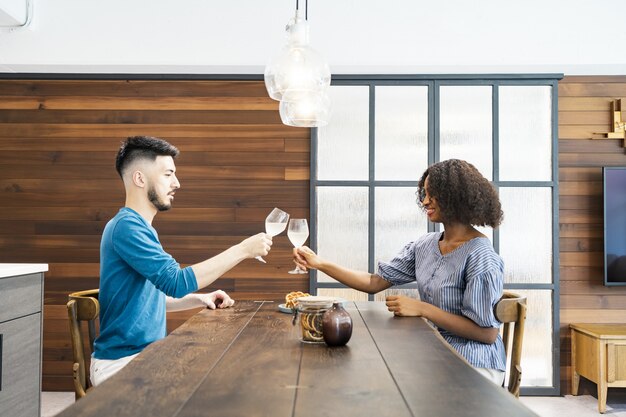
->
148, 187, 172, 212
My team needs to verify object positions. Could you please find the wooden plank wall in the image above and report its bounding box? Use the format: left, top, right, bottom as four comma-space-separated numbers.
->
3, 76, 625, 393
559, 75, 626, 394
0, 79, 311, 391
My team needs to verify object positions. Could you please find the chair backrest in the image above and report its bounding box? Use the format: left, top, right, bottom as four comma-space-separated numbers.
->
494, 291, 527, 398
67, 289, 100, 400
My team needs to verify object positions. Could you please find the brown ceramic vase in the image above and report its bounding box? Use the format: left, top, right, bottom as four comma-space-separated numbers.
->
321, 302, 352, 346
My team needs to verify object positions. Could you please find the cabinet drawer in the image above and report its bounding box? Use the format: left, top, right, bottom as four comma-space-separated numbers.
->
608, 343, 626, 382
0, 273, 42, 323
0, 313, 41, 417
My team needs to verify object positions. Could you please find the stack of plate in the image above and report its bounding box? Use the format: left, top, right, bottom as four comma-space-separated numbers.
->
278, 295, 348, 314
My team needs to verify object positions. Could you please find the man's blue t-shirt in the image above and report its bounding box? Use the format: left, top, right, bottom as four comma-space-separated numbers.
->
94, 207, 198, 360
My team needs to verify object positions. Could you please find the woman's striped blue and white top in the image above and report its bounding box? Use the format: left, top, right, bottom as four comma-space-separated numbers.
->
377, 232, 506, 371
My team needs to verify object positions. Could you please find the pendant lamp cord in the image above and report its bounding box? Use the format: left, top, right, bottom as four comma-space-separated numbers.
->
295, 0, 308, 20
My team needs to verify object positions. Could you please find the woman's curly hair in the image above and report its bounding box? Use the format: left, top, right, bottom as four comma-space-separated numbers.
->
417, 159, 503, 228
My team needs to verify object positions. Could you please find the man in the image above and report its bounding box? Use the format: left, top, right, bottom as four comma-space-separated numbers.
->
91, 136, 272, 386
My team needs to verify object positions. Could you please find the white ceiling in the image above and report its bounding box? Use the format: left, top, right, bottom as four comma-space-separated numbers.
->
0, 0, 624, 75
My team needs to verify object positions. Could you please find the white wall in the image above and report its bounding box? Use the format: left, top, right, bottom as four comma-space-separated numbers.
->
0, 0, 624, 75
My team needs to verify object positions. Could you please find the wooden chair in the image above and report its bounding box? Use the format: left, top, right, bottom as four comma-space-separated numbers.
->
494, 291, 527, 398
67, 289, 100, 400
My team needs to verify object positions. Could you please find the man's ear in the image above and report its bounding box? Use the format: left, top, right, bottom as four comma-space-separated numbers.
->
132, 170, 146, 188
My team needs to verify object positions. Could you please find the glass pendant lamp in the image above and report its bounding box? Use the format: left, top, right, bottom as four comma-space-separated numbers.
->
264, 0, 331, 127
279, 89, 331, 127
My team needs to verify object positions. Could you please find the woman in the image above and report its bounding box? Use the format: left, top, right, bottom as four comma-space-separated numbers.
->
294, 159, 506, 385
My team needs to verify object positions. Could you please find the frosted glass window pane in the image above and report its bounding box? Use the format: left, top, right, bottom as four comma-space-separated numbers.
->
440, 86, 492, 180
499, 188, 552, 284
318, 288, 369, 302
475, 225, 493, 242
374, 187, 427, 302
375, 86, 429, 180
375, 187, 428, 271
316, 187, 368, 283
317, 86, 369, 180
507, 290, 553, 387
499, 86, 552, 181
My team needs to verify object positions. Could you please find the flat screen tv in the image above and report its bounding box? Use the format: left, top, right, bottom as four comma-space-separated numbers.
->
603, 167, 626, 285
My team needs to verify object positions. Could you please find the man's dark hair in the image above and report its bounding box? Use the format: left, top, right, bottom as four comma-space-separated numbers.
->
115, 136, 179, 178
417, 159, 503, 228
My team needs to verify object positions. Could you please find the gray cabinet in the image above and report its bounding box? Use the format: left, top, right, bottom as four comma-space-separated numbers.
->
0, 272, 44, 417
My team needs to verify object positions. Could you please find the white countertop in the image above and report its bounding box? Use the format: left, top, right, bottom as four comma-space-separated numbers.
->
0, 263, 48, 278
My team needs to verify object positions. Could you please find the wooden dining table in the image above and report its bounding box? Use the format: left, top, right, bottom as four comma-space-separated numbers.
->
57, 300, 537, 417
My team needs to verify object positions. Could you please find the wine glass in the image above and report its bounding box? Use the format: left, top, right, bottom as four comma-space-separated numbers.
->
287, 219, 309, 274
256, 207, 290, 263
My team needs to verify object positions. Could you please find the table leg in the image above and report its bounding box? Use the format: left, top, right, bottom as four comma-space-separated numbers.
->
572, 372, 580, 396
597, 380, 607, 414
571, 329, 579, 395
598, 340, 607, 414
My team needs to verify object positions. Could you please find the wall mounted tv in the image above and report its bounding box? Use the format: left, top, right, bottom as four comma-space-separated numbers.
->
603, 167, 626, 286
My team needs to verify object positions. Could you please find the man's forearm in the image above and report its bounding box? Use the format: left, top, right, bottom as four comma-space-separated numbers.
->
191, 243, 247, 289
165, 294, 204, 312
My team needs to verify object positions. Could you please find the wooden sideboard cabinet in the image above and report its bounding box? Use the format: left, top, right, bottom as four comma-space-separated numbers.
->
0, 264, 47, 417
570, 323, 626, 414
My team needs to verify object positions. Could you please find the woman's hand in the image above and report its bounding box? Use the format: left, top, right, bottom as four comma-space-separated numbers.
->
294, 246, 323, 271
385, 295, 430, 317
